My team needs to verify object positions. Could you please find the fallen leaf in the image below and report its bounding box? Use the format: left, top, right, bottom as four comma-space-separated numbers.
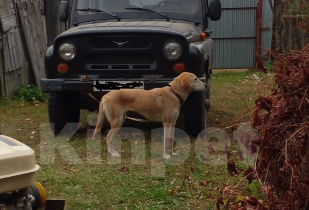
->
118, 166, 129, 172
223, 185, 238, 199
170, 178, 176, 185
236, 195, 246, 201
199, 180, 209, 187
173, 146, 179, 151
215, 118, 221, 124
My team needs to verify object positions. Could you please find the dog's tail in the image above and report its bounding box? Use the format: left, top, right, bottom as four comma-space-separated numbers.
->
92, 99, 105, 139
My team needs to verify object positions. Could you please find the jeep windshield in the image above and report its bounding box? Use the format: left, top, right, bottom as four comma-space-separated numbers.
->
73, 0, 203, 25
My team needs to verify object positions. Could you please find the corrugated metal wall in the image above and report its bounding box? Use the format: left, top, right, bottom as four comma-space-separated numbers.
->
209, 0, 259, 69
261, 0, 273, 58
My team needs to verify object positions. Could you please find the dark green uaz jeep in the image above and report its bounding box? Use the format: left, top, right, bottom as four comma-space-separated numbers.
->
40, 0, 221, 136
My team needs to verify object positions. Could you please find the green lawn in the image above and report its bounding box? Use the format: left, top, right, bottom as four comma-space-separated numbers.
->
0, 69, 272, 210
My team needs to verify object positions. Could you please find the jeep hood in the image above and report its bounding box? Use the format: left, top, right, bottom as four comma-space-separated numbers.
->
59, 21, 203, 43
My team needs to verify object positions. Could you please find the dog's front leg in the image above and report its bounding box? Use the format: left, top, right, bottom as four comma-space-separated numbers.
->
163, 125, 173, 159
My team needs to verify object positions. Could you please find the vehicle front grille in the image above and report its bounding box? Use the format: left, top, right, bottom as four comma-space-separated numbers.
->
87, 54, 154, 64
86, 54, 155, 70
83, 34, 172, 71
88, 37, 151, 49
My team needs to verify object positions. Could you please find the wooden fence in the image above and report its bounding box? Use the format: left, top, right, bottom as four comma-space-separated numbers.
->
0, 0, 48, 97
0, 0, 28, 97
16, 0, 47, 85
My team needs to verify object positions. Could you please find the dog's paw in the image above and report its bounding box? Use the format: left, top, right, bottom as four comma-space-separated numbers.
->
164, 154, 171, 159
172, 152, 178, 156
111, 151, 121, 157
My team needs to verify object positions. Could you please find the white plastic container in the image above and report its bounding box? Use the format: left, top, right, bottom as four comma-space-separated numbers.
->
0, 135, 39, 193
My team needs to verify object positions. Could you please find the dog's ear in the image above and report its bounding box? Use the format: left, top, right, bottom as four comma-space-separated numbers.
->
174, 73, 192, 90
180, 76, 191, 90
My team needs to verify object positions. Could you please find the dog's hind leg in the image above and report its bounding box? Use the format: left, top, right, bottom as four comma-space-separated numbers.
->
170, 120, 178, 156
106, 111, 125, 157
92, 100, 105, 139
106, 127, 121, 157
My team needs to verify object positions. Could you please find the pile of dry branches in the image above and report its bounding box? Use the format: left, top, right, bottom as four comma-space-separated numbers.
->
253, 45, 309, 209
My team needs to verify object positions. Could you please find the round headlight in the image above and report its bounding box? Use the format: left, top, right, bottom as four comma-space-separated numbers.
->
163, 42, 182, 61
58, 43, 76, 61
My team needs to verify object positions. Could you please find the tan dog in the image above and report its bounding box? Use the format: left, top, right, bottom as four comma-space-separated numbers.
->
92, 72, 206, 159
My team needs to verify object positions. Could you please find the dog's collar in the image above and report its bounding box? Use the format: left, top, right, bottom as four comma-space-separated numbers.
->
168, 84, 184, 106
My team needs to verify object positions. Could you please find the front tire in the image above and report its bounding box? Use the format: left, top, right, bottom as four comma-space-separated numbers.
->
184, 90, 206, 137
205, 77, 211, 111
48, 92, 80, 136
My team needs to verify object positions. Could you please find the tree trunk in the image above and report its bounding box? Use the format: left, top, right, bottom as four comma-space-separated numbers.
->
45, 0, 59, 46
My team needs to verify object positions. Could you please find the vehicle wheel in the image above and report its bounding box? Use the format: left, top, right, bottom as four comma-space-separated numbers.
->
48, 92, 80, 136
184, 90, 206, 137
205, 77, 211, 111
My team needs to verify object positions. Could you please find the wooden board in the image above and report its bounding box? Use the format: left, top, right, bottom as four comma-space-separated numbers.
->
2, 32, 12, 73
0, 39, 6, 97
1, 31, 23, 97
1, 27, 29, 97
45, 0, 59, 45
0, 1, 17, 32
3, 69, 21, 97
0, 9, 15, 19
0, 0, 37, 97
0, 0, 14, 6
2, 28, 22, 73
16, 0, 46, 87
0, 3, 14, 13
1, 15, 17, 32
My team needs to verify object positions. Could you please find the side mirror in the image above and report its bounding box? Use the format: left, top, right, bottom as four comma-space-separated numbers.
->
208, 0, 221, 21
59, 1, 69, 22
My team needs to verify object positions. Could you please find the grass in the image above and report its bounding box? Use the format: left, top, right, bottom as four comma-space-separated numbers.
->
0, 69, 273, 210
208, 69, 273, 127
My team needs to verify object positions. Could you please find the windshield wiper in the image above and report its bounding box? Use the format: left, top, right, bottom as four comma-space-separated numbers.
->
76, 8, 120, 21
125, 7, 169, 21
